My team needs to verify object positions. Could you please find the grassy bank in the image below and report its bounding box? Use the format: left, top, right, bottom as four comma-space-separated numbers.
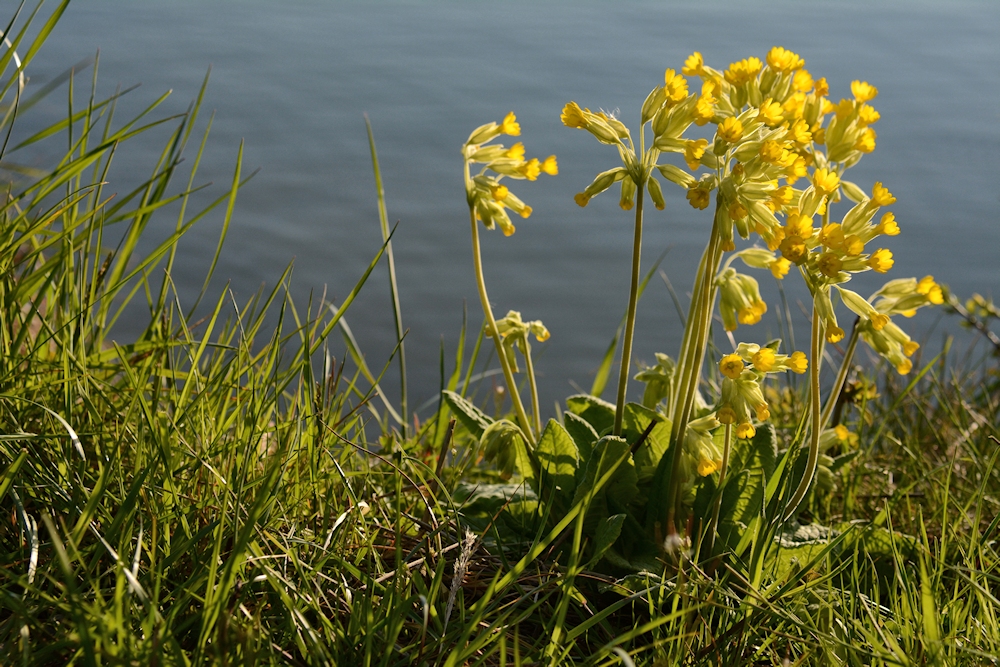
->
2, 2, 1000, 665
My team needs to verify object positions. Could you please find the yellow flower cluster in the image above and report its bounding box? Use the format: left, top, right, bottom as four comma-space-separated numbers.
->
464, 112, 557, 236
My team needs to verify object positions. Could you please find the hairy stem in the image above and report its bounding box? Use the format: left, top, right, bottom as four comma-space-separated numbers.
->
613, 181, 645, 436
782, 303, 823, 521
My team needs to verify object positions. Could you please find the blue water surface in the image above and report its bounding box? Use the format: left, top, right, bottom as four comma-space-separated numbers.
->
22, 0, 1000, 415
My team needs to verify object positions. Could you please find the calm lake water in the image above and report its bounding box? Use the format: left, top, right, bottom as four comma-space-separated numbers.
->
22, 0, 1000, 416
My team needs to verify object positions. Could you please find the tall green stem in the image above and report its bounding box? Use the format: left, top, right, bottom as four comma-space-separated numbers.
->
782, 304, 823, 521
706, 422, 733, 555
819, 320, 859, 430
523, 343, 542, 437
468, 209, 535, 442
613, 182, 645, 436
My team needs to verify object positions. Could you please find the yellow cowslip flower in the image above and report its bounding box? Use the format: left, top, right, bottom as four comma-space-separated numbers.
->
664, 68, 689, 103
851, 80, 879, 102
698, 457, 719, 477
736, 422, 756, 439
491, 185, 509, 201
739, 300, 767, 326
812, 127, 827, 145
814, 77, 830, 97
541, 155, 558, 175
917, 275, 944, 304
871, 182, 896, 206
757, 98, 785, 126
717, 405, 737, 424
834, 98, 855, 120
877, 212, 901, 236
501, 112, 521, 136
818, 252, 843, 278
752, 348, 776, 372
574, 193, 590, 207
793, 69, 814, 92
687, 185, 711, 210
718, 116, 744, 143
518, 158, 541, 181
725, 57, 763, 86
788, 351, 808, 374
826, 324, 845, 343
720, 353, 745, 379
506, 143, 525, 160
779, 236, 808, 264
855, 128, 877, 153
789, 118, 813, 144
812, 167, 840, 197
683, 51, 705, 76
868, 248, 894, 273
769, 257, 791, 279
684, 138, 709, 170
785, 155, 808, 184
760, 140, 785, 164
693, 94, 716, 125
766, 46, 805, 73
561, 101, 588, 129
729, 202, 748, 222
819, 223, 845, 250
786, 211, 814, 239
844, 235, 865, 256
857, 104, 880, 126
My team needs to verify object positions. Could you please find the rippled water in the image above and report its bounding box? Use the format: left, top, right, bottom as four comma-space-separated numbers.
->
24, 0, 1000, 414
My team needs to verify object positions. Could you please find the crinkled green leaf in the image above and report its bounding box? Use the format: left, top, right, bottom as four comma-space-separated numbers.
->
563, 410, 598, 464
536, 419, 579, 507
442, 389, 493, 439
566, 394, 616, 437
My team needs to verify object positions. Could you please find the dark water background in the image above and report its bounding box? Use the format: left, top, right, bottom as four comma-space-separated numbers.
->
19, 0, 1000, 417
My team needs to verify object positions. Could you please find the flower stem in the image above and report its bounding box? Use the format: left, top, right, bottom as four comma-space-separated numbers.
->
706, 422, 732, 556
782, 303, 823, 521
819, 318, 859, 430
523, 342, 543, 437
612, 181, 645, 436
468, 208, 535, 442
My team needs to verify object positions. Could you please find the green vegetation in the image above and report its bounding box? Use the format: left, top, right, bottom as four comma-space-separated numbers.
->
1, 3, 999, 665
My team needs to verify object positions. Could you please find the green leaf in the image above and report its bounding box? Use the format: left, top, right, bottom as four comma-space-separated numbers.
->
481, 419, 533, 482
442, 389, 494, 439
566, 394, 616, 437
716, 424, 779, 551
572, 436, 638, 534
621, 402, 671, 470
536, 419, 579, 508
563, 411, 598, 464
592, 513, 626, 564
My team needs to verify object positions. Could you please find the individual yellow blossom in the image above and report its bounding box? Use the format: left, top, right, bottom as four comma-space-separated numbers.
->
760, 140, 785, 164
793, 69, 814, 92
851, 80, 878, 102
687, 186, 711, 210
729, 201, 748, 220
786, 211, 814, 239
720, 353, 745, 379
818, 252, 843, 278
725, 57, 763, 86
574, 192, 590, 207
517, 205, 533, 219
767, 46, 805, 73
698, 457, 719, 477
895, 358, 913, 374
786, 156, 808, 184
814, 77, 829, 97
500, 112, 521, 136
718, 116, 744, 143
736, 422, 756, 439
758, 98, 785, 126
855, 128, 876, 153
769, 257, 791, 279
739, 300, 767, 326
868, 248, 894, 273
844, 235, 865, 256
693, 94, 716, 125
752, 348, 776, 372
812, 167, 840, 196
857, 104, 881, 125
819, 223, 845, 250
518, 158, 541, 181
812, 127, 827, 145
871, 182, 896, 206
903, 340, 920, 357
826, 325, 845, 343
506, 143, 525, 160
877, 212, 900, 236
491, 185, 509, 201
917, 275, 944, 304
780, 236, 807, 264
664, 68, 689, 103
834, 98, 855, 120
683, 51, 705, 76
541, 155, 558, 175
561, 102, 588, 129
789, 118, 813, 144
684, 138, 709, 170
788, 351, 808, 374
